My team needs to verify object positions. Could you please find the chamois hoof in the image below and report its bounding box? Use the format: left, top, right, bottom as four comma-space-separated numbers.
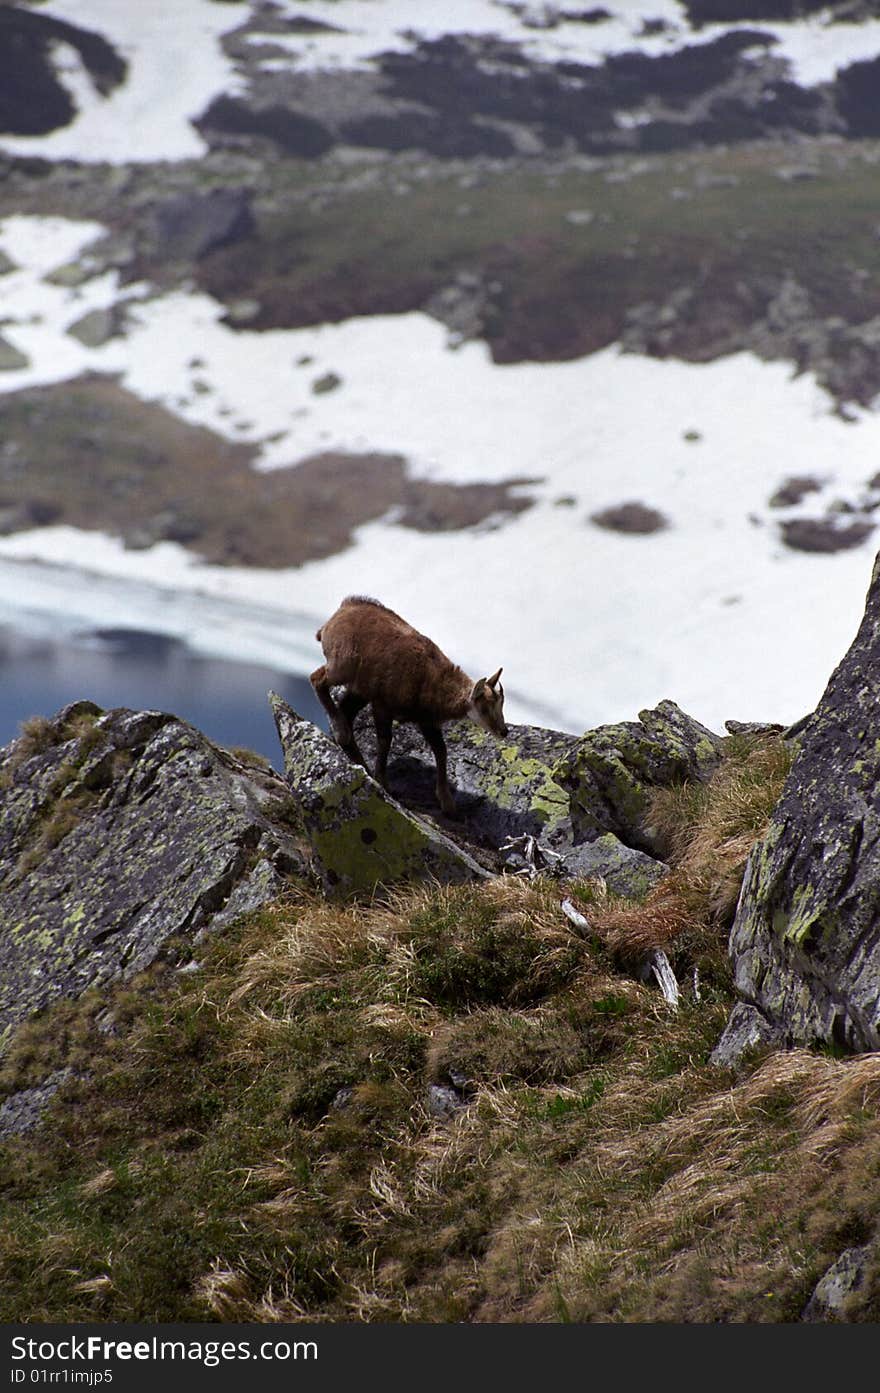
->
331, 716, 354, 748
338, 738, 366, 768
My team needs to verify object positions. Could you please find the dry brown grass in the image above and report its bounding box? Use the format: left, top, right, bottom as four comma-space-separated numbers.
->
4, 730, 878, 1325
541, 1049, 880, 1321
583, 732, 794, 975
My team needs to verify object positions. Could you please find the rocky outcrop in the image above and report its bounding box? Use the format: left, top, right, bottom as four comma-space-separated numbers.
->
553, 700, 723, 853
269, 693, 487, 894
714, 556, 880, 1062
197, 19, 868, 165
351, 696, 721, 879
0, 700, 308, 1042
1, 687, 732, 1140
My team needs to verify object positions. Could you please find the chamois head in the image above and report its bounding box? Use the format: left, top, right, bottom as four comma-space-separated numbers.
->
468, 667, 507, 738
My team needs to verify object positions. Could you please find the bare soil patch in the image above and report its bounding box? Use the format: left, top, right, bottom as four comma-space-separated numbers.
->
0, 376, 537, 567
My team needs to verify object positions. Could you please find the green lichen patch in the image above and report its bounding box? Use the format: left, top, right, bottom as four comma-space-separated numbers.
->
553, 700, 724, 852
722, 555, 880, 1055
270, 693, 485, 895
0, 704, 309, 1040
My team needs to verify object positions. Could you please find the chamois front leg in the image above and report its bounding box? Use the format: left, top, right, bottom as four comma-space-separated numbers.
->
339, 688, 369, 732
418, 721, 457, 818
310, 666, 365, 764
372, 703, 394, 791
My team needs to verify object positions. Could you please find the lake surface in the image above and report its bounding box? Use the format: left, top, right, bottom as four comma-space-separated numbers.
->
0, 621, 327, 769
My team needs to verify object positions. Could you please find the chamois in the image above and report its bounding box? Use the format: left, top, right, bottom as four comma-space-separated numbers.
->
310, 595, 507, 816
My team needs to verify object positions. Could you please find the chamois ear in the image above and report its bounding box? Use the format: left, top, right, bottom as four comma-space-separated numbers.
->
486, 667, 503, 689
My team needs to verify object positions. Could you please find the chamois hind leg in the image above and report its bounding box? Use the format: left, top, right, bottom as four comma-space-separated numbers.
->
339, 689, 369, 730
418, 721, 456, 817
372, 703, 394, 791
310, 665, 364, 763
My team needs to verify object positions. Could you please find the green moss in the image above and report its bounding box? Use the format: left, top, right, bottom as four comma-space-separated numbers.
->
479, 743, 571, 833
300, 767, 478, 894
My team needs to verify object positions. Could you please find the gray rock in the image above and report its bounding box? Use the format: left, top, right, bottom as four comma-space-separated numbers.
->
44, 261, 99, 288
554, 700, 724, 854
709, 1001, 784, 1068
722, 550, 880, 1053
0, 499, 63, 535
352, 715, 577, 851
269, 692, 487, 895
311, 371, 342, 394
724, 719, 786, 738
780, 517, 875, 554
0, 702, 308, 1039
561, 833, 668, 897
768, 475, 823, 509
123, 508, 203, 550
590, 501, 669, 535
66, 305, 128, 348
201, 855, 289, 936
0, 1068, 73, 1140
802, 1244, 874, 1322
424, 270, 494, 347
351, 700, 708, 883
426, 1083, 466, 1119
151, 188, 254, 261
0, 334, 29, 371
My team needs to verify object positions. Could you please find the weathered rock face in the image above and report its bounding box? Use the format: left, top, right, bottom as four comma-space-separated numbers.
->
802, 1244, 877, 1322
0, 700, 307, 1042
1, 689, 719, 1093
348, 696, 721, 880
553, 699, 724, 853
269, 692, 487, 893
715, 556, 880, 1060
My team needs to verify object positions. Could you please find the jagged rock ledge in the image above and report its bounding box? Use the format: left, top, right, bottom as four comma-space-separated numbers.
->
714, 553, 880, 1064
0, 691, 727, 1084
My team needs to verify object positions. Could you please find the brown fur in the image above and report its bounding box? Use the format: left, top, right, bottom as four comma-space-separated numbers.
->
311, 595, 506, 816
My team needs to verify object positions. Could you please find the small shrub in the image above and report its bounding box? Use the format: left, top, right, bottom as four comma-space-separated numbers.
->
408, 885, 580, 1010
15, 715, 58, 758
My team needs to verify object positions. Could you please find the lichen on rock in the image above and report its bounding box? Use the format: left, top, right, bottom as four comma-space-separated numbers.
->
552, 699, 724, 852
0, 700, 309, 1039
717, 552, 880, 1059
269, 692, 487, 894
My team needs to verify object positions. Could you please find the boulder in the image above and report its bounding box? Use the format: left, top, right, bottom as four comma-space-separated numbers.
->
708, 1001, 784, 1068
0, 700, 307, 1040
0, 333, 29, 371
559, 833, 669, 898
346, 700, 704, 881
269, 693, 487, 894
151, 188, 254, 262
0, 1068, 73, 1140
66, 305, 128, 348
351, 715, 578, 849
802, 1244, 875, 1322
553, 699, 723, 853
715, 554, 880, 1060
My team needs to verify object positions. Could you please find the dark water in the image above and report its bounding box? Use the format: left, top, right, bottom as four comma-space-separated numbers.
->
0, 623, 327, 769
